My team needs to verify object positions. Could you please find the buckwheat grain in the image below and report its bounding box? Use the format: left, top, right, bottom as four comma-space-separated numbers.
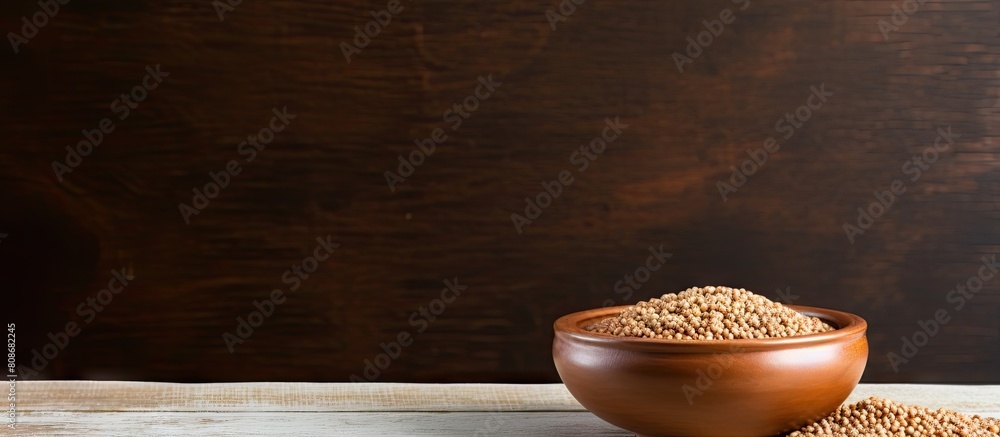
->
788, 397, 1000, 436
585, 286, 833, 340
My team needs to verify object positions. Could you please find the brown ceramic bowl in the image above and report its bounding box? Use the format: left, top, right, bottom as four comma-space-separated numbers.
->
553, 304, 867, 437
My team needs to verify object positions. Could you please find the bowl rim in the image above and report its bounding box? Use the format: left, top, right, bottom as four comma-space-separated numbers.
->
553, 304, 867, 352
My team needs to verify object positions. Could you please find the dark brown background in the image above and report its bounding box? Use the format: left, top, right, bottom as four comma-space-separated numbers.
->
1, 0, 998, 383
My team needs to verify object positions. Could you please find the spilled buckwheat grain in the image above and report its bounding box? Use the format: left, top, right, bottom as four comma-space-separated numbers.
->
585, 286, 833, 339
788, 397, 1000, 436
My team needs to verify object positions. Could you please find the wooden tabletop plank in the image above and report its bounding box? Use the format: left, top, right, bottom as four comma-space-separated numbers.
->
15, 382, 582, 412
9, 382, 1000, 436
13, 412, 632, 437
15, 382, 1000, 414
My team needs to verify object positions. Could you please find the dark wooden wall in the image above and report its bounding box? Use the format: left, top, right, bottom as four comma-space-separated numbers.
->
1, 0, 998, 383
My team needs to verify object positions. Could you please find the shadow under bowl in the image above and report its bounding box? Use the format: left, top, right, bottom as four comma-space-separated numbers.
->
552, 304, 868, 437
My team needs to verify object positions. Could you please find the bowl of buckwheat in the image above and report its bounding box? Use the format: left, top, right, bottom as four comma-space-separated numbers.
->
552, 285, 868, 437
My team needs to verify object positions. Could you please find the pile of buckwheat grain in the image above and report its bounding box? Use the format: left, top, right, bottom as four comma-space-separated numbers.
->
585, 286, 834, 340
788, 397, 1000, 436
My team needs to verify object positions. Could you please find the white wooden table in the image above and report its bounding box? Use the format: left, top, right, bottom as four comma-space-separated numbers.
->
8, 382, 1000, 436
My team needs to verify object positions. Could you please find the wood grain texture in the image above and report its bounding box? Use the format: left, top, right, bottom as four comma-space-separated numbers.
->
15, 382, 583, 412
0, 0, 999, 383
8, 382, 1000, 436
13, 412, 632, 437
